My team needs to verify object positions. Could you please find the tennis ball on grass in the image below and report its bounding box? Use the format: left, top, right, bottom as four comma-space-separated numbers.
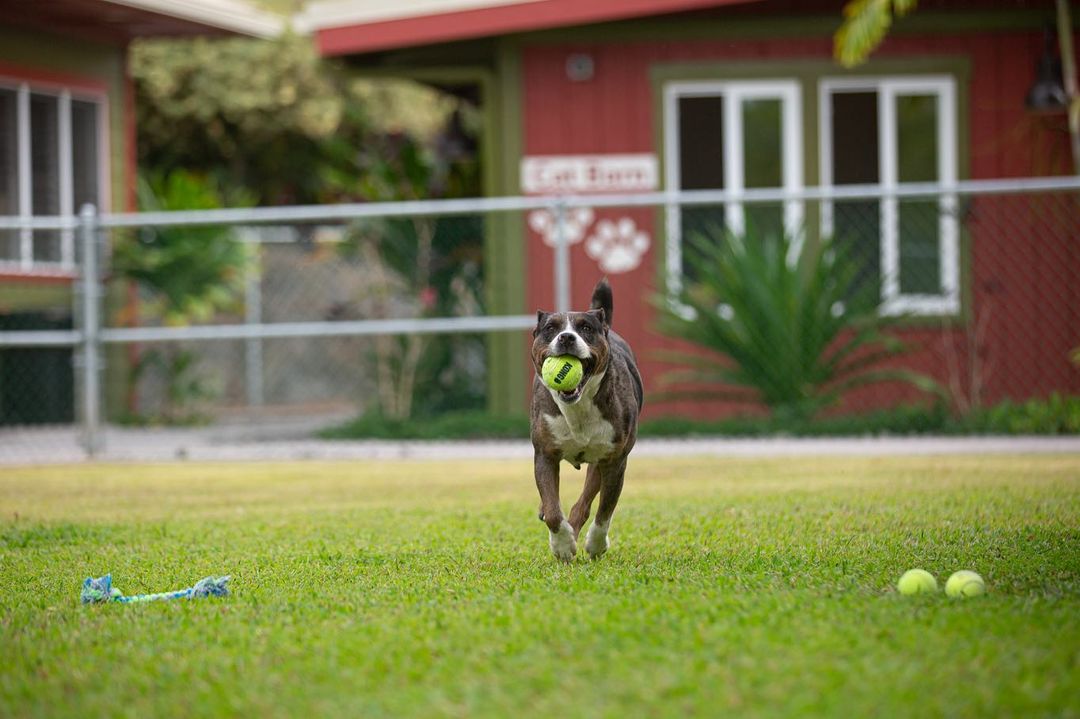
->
945, 570, 985, 598
542, 355, 584, 391
897, 569, 938, 595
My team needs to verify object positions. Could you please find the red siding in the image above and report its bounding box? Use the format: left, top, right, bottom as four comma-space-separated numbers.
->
520, 31, 1080, 418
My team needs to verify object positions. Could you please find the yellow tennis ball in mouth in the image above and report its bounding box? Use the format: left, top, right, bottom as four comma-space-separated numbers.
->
897, 569, 938, 595
542, 355, 584, 391
945, 570, 985, 598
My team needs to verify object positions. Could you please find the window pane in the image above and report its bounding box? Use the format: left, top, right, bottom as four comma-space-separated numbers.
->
72, 100, 99, 212
898, 199, 940, 293
831, 92, 878, 185
834, 200, 880, 299
681, 204, 725, 282
677, 96, 724, 190
897, 94, 938, 183
0, 88, 17, 260
677, 95, 725, 282
742, 98, 781, 188
830, 91, 880, 292
742, 97, 784, 239
744, 204, 784, 241
30, 93, 60, 262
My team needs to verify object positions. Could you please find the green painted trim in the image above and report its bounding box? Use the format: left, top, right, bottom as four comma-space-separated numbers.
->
0, 283, 72, 312
346, 65, 492, 84
350, 39, 497, 70
485, 40, 528, 416
650, 56, 973, 326
512, 9, 1056, 46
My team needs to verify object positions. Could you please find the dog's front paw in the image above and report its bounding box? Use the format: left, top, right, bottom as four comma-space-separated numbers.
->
549, 520, 577, 562
584, 520, 610, 559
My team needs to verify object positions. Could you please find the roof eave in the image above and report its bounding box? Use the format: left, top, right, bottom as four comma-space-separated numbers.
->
105, 0, 285, 38
300, 0, 758, 56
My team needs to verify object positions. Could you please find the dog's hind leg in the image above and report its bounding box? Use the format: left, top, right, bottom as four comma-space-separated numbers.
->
585, 457, 626, 559
568, 465, 601, 539
535, 451, 576, 562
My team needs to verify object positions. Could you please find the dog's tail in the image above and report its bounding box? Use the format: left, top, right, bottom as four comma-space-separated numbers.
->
590, 278, 613, 326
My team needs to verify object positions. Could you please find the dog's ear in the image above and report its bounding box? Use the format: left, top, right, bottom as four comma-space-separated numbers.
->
587, 307, 609, 332
533, 310, 550, 336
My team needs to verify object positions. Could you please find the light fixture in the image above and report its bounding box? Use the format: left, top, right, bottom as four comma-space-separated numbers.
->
1026, 26, 1068, 111
566, 54, 594, 82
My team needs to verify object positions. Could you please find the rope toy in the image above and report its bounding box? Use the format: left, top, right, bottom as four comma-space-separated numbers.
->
81, 573, 230, 604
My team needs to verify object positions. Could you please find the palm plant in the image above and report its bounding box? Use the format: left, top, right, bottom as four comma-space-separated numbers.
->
656, 229, 940, 420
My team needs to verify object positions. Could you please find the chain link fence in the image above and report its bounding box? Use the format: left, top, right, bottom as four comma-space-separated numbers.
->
1, 177, 1078, 462
664, 184, 1079, 419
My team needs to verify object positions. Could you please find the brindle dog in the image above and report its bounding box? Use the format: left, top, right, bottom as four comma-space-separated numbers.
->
530, 279, 643, 561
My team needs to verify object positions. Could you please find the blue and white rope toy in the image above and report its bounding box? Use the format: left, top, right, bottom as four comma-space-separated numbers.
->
81, 573, 230, 604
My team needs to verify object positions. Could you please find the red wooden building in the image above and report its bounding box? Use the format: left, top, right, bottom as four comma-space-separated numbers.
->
302, 0, 1080, 419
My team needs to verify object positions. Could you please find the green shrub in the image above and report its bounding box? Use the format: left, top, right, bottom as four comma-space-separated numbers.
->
656, 229, 941, 420
639, 403, 953, 437
319, 411, 528, 440
318, 396, 1080, 441
970, 393, 1080, 435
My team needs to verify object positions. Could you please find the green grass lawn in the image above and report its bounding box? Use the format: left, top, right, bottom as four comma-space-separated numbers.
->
2, 455, 1079, 718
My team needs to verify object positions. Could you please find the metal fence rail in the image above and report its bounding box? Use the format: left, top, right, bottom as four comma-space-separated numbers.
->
1, 175, 1078, 459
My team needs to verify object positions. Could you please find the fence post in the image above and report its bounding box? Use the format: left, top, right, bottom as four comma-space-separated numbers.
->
552, 199, 571, 312
77, 203, 102, 457
244, 244, 264, 407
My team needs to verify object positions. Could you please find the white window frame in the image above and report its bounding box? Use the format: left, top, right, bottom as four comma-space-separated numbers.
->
663, 80, 804, 298
819, 75, 959, 316
0, 78, 109, 275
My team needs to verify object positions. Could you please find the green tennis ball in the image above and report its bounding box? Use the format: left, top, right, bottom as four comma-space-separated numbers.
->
542, 355, 584, 391
945, 570, 985, 598
897, 569, 938, 595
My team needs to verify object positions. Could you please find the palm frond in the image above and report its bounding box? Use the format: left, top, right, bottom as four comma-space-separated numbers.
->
834, 0, 917, 69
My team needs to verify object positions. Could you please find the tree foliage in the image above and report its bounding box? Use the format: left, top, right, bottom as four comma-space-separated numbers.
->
130, 32, 367, 205
834, 0, 918, 68
130, 32, 487, 420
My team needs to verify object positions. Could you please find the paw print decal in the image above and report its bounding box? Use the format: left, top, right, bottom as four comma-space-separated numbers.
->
585, 217, 651, 274
527, 207, 595, 247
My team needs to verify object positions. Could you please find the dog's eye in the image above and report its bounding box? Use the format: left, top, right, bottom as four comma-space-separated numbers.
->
580, 324, 592, 336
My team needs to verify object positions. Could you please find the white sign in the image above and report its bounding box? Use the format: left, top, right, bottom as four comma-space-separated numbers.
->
521, 154, 658, 195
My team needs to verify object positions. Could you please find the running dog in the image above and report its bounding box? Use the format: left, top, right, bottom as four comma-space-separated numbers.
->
530, 279, 643, 561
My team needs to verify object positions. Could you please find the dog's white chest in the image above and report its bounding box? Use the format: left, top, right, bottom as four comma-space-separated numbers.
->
543, 399, 615, 466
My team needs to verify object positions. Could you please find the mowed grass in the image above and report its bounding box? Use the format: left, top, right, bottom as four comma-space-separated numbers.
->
2, 455, 1079, 718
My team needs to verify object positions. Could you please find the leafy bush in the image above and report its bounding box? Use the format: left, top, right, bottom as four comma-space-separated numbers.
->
643, 395, 1080, 438
656, 229, 940, 420
131, 32, 366, 206
639, 403, 953, 437
319, 395, 1079, 441
113, 171, 252, 324
319, 411, 528, 440
112, 171, 250, 423
969, 393, 1080, 435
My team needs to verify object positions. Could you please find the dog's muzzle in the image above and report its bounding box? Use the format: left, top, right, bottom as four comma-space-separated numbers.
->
553, 354, 597, 404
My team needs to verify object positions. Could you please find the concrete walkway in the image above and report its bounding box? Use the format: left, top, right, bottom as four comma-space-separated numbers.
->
1, 424, 1078, 465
